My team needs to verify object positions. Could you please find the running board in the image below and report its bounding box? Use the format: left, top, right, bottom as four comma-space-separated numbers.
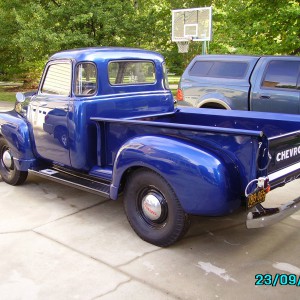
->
29, 168, 110, 198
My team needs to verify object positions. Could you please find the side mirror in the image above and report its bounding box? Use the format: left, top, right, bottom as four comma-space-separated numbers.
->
16, 92, 26, 103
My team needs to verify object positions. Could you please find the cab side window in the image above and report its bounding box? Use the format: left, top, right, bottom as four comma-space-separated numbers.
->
262, 60, 300, 90
41, 63, 72, 96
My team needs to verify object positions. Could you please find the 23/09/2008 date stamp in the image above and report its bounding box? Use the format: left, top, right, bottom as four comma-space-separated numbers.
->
255, 274, 300, 286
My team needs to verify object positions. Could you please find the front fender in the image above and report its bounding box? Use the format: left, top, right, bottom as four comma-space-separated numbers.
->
111, 135, 242, 216
0, 110, 36, 170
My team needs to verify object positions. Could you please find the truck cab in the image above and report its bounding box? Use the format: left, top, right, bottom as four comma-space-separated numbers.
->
250, 56, 300, 113
18, 48, 173, 171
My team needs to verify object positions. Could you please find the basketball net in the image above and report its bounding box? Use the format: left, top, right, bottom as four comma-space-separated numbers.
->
176, 37, 192, 53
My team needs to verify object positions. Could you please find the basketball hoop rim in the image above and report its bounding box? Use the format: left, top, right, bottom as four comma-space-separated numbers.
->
173, 36, 194, 42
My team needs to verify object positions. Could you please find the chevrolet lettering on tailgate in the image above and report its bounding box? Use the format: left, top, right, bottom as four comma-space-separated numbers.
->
276, 146, 300, 162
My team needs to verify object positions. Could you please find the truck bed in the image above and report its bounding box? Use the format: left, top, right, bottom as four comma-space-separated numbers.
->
91, 107, 300, 191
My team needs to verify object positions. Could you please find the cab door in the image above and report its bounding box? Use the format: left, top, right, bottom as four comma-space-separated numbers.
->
250, 58, 300, 114
27, 60, 72, 166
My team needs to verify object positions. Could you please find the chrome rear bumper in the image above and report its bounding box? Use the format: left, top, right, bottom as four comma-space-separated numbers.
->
246, 196, 300, 228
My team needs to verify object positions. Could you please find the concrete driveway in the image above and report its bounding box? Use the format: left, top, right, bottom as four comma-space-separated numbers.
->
0, 101, 300, 299
1, 174, 300, 300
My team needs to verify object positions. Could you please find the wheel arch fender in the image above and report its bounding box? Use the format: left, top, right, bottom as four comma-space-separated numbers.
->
0, 111, 36, 170
199, 98, 231, 110
111, 135, 241, 216
197, 92, 232, 109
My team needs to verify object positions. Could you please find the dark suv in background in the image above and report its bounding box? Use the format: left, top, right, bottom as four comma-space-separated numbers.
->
177, 55, 300, 114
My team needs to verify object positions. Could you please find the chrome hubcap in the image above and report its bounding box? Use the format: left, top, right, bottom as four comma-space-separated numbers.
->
3, 150, 13, 169
141, 192, 162, 221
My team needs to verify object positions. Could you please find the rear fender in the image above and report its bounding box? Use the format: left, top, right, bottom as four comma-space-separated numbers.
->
199, 98, 231, 110
198, 93, 231, 110
111, 135, 242, 216
0, 111, 36, 170
197, 92, 248, 111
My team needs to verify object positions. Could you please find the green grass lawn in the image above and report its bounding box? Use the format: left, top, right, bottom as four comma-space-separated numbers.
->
0, 76, 180, 101
0, 83, 23, 102
168, 75, 180, 97
168, 75, 180, 85
0, 87, 17, 102
171, 88, 178, 97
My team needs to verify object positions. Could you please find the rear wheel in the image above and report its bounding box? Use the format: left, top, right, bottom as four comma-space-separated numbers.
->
0, 137, 28, 185
123, 168, 190, 247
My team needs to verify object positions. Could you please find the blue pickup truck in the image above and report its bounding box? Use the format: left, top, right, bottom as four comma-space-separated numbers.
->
177, 55, 300, 114
1, 48, 300, 246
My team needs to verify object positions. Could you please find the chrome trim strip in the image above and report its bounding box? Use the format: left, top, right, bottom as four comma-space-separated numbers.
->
246, 196, 300, 229
268, 162, 300, 182
269, 130, 300, 141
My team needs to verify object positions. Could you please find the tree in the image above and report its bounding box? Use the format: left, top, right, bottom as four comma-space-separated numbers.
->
209, 0, 300, 55
0, 0, 298, 84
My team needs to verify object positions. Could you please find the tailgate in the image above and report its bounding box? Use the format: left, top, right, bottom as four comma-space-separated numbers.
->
247, 130, 300, 229
268, 130, 300, 187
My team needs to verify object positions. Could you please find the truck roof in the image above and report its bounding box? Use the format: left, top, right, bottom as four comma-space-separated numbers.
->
191, 55, 260, 63
191, 54, 297, 62
49, 47, 165, 63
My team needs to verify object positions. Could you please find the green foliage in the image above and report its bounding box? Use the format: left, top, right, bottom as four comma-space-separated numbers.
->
209, 0, 300, 55
0, 0, 299, 85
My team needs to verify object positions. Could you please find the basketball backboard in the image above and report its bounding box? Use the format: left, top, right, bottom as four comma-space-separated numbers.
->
172, 7, 212, 42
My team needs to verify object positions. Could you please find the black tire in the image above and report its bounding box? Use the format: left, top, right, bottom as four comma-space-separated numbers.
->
0, 137, 28, 185
123, 168, 190, 247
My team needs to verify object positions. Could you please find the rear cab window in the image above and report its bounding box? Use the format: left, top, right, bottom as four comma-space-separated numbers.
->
108, 60, 156, 85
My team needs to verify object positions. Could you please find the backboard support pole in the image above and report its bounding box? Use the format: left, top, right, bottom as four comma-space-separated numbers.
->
202, 41, 207, 55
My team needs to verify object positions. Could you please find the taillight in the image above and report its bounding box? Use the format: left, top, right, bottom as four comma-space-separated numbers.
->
176, 89, 183, 101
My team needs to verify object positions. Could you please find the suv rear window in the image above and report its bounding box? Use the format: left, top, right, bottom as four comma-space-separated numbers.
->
189, 61, 248, 79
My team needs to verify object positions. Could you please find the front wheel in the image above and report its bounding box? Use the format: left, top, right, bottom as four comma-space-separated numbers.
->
123, 169, 190, 247
0, 137, 28, 185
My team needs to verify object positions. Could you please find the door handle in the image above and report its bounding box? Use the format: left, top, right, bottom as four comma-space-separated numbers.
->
259, 95, 271, 100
